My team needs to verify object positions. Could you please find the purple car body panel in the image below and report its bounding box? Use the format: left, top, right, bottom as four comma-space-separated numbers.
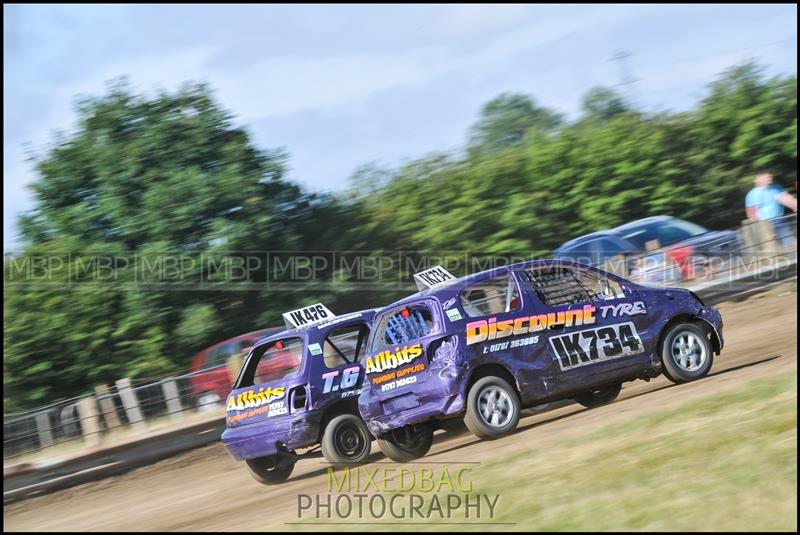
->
221, 309, 376, 461
357, 259, 723, 437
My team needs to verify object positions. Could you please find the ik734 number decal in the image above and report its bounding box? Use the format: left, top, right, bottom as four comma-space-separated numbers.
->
550, 321, 643, 371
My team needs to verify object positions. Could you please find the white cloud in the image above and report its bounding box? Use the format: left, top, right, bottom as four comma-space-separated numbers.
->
3, 4, 797, 248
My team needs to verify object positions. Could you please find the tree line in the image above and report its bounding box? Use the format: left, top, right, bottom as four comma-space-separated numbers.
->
4, 61, 796, 411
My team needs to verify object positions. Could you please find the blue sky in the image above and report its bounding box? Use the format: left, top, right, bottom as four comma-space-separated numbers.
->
4, 4, 797, 248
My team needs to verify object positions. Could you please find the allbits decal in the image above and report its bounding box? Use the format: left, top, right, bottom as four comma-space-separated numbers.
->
365, 343, 423, 375
227, 386, 286, 412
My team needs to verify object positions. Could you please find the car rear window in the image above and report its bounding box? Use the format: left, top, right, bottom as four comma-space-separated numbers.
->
368, 304, 434, 353
236, 338, 304, 388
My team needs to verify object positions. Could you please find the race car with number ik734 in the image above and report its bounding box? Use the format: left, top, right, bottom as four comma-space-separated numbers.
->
357, 260, 724, 462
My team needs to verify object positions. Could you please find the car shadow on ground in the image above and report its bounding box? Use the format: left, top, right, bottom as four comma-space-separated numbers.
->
288, 451, 386, 483
425, 353, 783, 460
279, 354, 785, 480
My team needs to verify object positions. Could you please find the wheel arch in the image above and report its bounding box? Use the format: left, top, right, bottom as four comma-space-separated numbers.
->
657, 313, 721, 358
317, 398, 361, 441
467, 363, 521, 399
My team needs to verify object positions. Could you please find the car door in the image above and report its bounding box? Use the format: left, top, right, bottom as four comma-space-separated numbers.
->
458, 272, 560, 404
519, 264, 651, 396
311, 321, 370, 407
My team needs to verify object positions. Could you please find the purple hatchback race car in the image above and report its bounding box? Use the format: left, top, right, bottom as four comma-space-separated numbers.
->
357, 260, 724, 462
221, 304, 376, 484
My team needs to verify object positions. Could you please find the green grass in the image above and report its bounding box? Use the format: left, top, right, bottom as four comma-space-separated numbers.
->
470, 373, 798, 531
301, 373, 797, 531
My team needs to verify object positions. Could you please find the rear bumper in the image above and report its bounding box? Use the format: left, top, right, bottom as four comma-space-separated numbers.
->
358, 364, 467, 437
221, 411, 321, 461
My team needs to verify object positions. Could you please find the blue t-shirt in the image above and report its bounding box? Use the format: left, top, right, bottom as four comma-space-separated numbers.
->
745, 185, 786, 220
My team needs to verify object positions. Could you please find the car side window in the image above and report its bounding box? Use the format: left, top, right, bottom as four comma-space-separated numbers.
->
573, 268, 625, 300
323, 325, 368, 369
204, 345, 228, 368
523, 266, 624, 306
238, 338, 304, 388
459, 274, 521, 318
557, 242, 591, 264
234, 340, 251, 356
369, 304, 434, 353
596, 238, 627, 262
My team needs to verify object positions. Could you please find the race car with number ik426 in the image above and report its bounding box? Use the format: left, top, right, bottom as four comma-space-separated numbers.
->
221, 304, 377, 484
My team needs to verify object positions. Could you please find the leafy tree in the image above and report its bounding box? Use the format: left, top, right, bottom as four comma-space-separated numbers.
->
581, 86, 630, 120
469, 93, 563, 153
4, 80, 315, 408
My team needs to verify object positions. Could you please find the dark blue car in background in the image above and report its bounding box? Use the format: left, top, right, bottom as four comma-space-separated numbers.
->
554, 215, 739, 283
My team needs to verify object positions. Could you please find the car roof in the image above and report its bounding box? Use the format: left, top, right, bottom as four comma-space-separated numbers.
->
555, 230, 620, 251
251, 308, 379, 347
556, 215, 679, 252
379, 258, 597, 312
610, 215, 674, 234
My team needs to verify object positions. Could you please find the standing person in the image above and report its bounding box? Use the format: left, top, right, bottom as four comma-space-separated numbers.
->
745, 170, 797, 250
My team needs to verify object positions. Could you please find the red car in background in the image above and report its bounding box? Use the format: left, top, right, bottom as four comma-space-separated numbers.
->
189, 327, 282, 410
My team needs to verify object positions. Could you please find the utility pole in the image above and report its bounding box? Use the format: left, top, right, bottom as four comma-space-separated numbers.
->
610, 49, 639, 105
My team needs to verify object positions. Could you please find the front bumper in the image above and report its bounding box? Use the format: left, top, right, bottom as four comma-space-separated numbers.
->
221, 411, 321, 461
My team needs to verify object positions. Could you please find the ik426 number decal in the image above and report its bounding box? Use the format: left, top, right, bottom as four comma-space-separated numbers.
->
549, 321, 643, 371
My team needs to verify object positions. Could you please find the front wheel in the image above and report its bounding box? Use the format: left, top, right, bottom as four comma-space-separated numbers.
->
321, 414, 372, 466
377, 425, 434, 462
661, 323, 713, 383
464, 376, 520, 439
574, 383, 621, 408
245, 453, 295, 485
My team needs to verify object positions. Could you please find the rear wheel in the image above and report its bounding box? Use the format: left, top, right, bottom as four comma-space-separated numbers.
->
661, 323, 713, 383
321, 414, 372, 466
377, 425, 434, 462
574, 383, 621, 408
464, 376, 520, 439
245, 453, 295, 485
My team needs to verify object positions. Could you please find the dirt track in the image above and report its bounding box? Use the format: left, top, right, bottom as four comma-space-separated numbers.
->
4, 284, 798, 531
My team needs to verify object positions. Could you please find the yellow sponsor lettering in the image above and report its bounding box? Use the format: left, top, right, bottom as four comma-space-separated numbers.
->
466, 320, 488, 345
465, 305, 599, 346
365, 343, 424, 374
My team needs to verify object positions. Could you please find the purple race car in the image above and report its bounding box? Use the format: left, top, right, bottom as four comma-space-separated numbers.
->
221, 304, 376, 484
357, 260, 723, 462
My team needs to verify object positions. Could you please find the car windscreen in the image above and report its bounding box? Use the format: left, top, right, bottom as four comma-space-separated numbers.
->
236, 338, 304, 388
618, 219, 708, 249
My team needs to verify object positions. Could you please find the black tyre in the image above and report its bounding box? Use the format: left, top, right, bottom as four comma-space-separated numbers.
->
464, 376, 521, 439
377, 425, 434, 462
245, 453, 295, 485
573, 383, 622, 408
661, 322, 714, 384
321, 413, 372, 466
